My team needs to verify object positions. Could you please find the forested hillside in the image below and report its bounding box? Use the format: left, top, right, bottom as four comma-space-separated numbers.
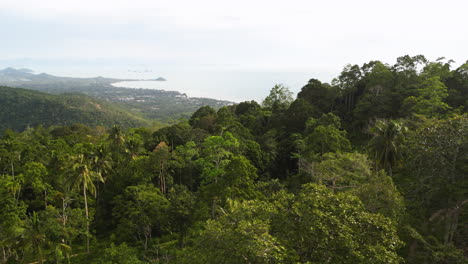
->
0, 68, 233, 121
0, 86, 151, 132
0, 55, 467, 263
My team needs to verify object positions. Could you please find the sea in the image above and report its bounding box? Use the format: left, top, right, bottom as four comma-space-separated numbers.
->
111, 70, 332, 103
3, 63, 336, 103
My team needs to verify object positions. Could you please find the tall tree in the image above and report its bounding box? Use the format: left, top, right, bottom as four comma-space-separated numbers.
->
107, 125, 127, 164
367, 120, 406, 176
297, 78, 338, 114
305, 113, 351, 155
398, 115, 468, 262
68, 151, 104, 253
272, 184, 403, 264
262, 84, 293, 112
177, 199, 285, 264
402, 76, 451, 117
23, 212, 46, 264
112, 184, 169, 250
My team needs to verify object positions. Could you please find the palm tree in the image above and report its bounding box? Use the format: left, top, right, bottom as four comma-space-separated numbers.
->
108, 125, 126, 151
367, 120, 406, 176
107, 125, 127, 165
91, 144, 113, 198
92, 144, 113, 177
108, 125, 126, 146
153, 142, 170, 194
68, 153, 104, 253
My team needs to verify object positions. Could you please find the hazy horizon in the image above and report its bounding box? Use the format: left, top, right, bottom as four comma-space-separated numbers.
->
2, 0, 467, 101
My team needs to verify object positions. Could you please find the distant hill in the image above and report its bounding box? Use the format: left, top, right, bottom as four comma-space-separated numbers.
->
0, 68, 232, 122
0, 67, 133, 84
0, 86, 151, 132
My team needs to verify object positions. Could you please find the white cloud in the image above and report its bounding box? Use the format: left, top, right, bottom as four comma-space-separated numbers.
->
1, 0, 467, 71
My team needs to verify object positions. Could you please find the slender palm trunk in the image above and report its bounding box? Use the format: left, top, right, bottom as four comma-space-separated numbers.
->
2, 247, 6, 263
159, 162, 166, 194
374, 152, 378, 172
38, 247, 44, 264
44, 190, 47, 208
383, 143, 394, 177
211, 198, 216, 219
83, 182, 90, 254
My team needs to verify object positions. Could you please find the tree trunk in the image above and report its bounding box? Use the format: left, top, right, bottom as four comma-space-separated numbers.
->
44, 190, 47, 208
38, 247, 44, 264
11, 162, 14, 179
374, 152, 378, 172
83, 183, 90, 254
178, 230, 185, 248
443, 210, 452, 244
211, 198, 216, 219
384, 148, 389, 176
408, 240, 418, 262
448, 210, 459, 243
2, 247, 6, 264
62, 197, 68, 228
159, 162, 166, 194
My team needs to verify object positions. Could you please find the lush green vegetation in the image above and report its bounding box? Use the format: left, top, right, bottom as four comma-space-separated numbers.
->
0, 86, 153, 132
0, 55, 467, 263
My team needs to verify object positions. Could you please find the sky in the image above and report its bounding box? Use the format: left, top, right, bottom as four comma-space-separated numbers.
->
1, 0, 467, 101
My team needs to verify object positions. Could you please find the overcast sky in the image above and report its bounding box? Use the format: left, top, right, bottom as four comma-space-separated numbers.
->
1, 0, 467, 79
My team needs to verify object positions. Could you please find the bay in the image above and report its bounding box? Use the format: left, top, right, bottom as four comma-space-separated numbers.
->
111, 70, 322, 103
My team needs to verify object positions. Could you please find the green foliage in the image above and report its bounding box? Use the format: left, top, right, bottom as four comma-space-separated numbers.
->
313, 152, 372, 187
167, 185, 195, 247
367, 120, 406, 175
446, 62, 468, 110
0, 68, 232, 123
285, 98, 316, 132
402, 76, 451, 117
354, 61, 394, 123
189, 106, 218, 132
95, 243, 144, 264
178, 200, 285, 264
0, 185, 26, 262
112, 184, 169, 249
262, 84, 293, 111
0, 86, 150, 133
196, 132, 239, 185
311, 152, 404, 221
22, 162, 48, 192
297, 78, 338, 114
220, 155, 259, 201
305, 113, 351, 155
272, 184, 403, 264
397, 115, 468, 262
0, 55, 466, 263
350, 170, 405, 222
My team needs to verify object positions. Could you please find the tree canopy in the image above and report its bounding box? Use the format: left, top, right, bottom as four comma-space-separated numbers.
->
0, 55, 467, 263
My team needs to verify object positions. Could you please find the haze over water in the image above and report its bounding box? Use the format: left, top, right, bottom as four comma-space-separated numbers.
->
111, 70, 320, 103
0, 61, 333, 102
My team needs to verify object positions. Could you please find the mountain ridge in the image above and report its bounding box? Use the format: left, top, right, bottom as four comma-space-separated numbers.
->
0, 67, 144, 83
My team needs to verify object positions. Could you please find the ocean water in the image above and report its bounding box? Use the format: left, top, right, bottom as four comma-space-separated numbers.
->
2, 63, 334, 103
110, 70, 325, 103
